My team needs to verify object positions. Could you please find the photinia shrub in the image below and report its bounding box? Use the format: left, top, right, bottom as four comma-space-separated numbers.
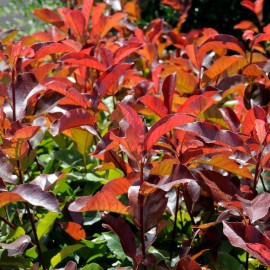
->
0, 0, 270, 269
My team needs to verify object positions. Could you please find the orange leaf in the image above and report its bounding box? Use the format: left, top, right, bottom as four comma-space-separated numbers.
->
0, 192, 25, 208
196, 155, 253, 179
68, 191, 128, 215
64, 222, 86, 240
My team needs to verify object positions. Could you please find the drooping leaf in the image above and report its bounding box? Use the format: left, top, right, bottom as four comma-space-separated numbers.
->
102, 214, 137, 260
50, 108, 95, 136
234, 193, 270, 223
203, 56, 242, 81
34, 42, 75, 60
59, 52, 106, 71
61, 261, 77, 270
50, 244, 83, 268
223, 222, 270, 267
13, 184, 60, 212
0, 235, 31, 257
6, 73, 43, 120
31, 173, 65, 191
68, 191, 128, 215
0, 151, 16, 184
46, 81, 90, 109
198, 34, 245, 67
162, 73, 176, 114
0, 192, 26, 208
195, 155, 253, 179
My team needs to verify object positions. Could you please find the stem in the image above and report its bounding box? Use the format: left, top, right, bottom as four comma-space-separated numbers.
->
139, 160, 146, 269
260, 174, 267, 192
170, 186, 181, 261
245, 252, 249, 270
253, 150, 263, 194
11, 69, 16, 122
0, 216, 16, 230
17, 160, 47, 270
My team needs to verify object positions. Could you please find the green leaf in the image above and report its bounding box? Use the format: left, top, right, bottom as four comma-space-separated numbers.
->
0, 249, 31, 269
50, 244, 83, 268
81, 263, 104, 270
210, 252, 245, 270
5, 227, 25, 241
37, 212, 59, 239
102, 232, 126, 261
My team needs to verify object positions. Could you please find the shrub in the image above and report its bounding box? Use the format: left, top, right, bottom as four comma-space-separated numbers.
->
0, 0, 270, 269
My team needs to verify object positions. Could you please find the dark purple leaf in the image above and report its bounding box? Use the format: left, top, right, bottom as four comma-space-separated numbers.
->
6, 73, 44, 120
162, 73, 176, 114
0, 235, 31, 256
13, 184, 60, 212
219, 107, 241, 132
0, 151, 16, 184
102, 213, 137, 261
178, 121, 243, 147
31, 173, 65, 191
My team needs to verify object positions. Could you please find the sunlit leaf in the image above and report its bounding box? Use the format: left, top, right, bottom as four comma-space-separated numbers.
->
50, 108, 95, 136
50, 244, 83, 268
37, 212, 59, 239
68, 191, 128, 215
0, 235, 31, 256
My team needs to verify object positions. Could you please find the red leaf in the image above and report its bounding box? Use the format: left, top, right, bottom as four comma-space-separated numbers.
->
66, 10, 86, 42
223, 222, 270, 267
50, 108, 95, 136
82, 0, 93, 28
102, 214, 137, 260
178, 92, 217, 116
46, 81, 90, 108
33, 63, 58, 82
162, 73, 176, 114
198, 35, 245, 67
13, 184, 60, 212
34, 42, 75, 60
113, 40, 143, 65
59, 52, 106, 71
68, 191, 128, 215
139, 95, 168, 117
62, 222, 86, 240
0, 235, 31, 256
247, 243, 270, 261
144, 114, 196, 151
176, 256, 201, 270
12, 126, 40, 142
33, 9, 65, 31
118, 103, 144, 137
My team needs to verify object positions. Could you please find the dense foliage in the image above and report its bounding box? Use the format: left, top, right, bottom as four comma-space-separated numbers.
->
0, 0, 270, 269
